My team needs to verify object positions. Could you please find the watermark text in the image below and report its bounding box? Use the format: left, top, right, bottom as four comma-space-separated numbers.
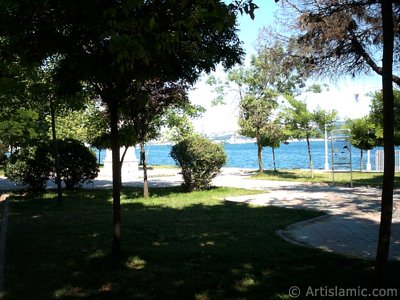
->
288, 286, 398, 298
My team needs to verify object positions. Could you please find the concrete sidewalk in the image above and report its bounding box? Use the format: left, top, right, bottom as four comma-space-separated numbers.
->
215, 169, 400, 261
1, 167, 399, 261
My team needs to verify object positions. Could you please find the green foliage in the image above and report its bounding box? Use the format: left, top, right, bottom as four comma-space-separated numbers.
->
0, 108, 39, 148
282, 95, 338, 178
253, 43, 307, 95
346, 116, 379, 151
1, 0, 244, 253
162, 102, 204, 143
276, 1, 400, 86
170, 136, 227, 191
238, 93, 278, 143
0, 142, 7, 166
369, 89, 400, 145
5, 141, 53, 191
47, 110, 89, 142
229, 0, 259, 20
282, 95, 317, 139
208, 43, 307, 108
283, 95, 338, 139
5, 139, 99, 190
57, 139, 99, 189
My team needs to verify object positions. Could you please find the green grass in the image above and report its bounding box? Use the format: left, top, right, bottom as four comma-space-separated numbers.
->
4, 187, 399, 299
0, 166, 4, 177
250, 169, 400, 187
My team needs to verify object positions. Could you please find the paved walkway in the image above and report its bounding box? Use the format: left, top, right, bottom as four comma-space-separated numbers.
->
1, 167, 400, 261
215, 168, 400, 261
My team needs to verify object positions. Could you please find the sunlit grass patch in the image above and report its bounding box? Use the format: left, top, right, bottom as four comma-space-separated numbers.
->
250, 169, 400, 187
125, 256, 147, 270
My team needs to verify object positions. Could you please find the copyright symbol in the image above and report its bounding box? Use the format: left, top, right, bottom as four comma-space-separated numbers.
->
289, 286, 301, 298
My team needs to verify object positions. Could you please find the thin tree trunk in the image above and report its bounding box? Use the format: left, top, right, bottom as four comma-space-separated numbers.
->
306, 136, 314, 178
375, 0, 394, 284
272, 147, 277, 172
360, 149, 363, 172
109, 99, 122, 256
119, 146, 128, 189
140, 142, 149, 198
50, 100, 62, 204
121, 146, 128, 167
257, 136, 263, 173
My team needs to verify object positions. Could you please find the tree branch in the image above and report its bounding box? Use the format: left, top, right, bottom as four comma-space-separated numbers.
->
351, 33, 400, 86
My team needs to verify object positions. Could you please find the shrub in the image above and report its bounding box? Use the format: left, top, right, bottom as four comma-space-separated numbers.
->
5, 139, 99, 191
0, 143, 8, 166
5, 142, 53, 191
170, 135, 227, 191
57, 139, 99, 189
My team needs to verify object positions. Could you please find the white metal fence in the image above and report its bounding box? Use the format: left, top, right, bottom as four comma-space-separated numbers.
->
375, 150, 400, 172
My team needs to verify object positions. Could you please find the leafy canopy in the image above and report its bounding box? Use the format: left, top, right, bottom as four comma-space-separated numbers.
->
369, 89, 400, 145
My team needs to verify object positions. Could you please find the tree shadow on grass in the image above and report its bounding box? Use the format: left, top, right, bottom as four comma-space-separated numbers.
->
3, 189, 400, 300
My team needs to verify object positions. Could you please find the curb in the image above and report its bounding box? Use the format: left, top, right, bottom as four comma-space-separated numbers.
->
276, 214, 332, 249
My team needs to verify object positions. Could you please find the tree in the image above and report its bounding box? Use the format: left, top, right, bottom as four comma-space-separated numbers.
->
122, 80, 190, 198
376, 0, 395, 282
346, 116, 379, 171
0, 109, 39, 153
238, 92, 278, 172
283, 96, 337, 178
278, 0, 400, 86
209, 43, 307, 172
0, 61, 49, 151
1, 0, 243, 255
261, 121, 288, 172
369, 89, 400, 146
162, 106, 202, 143
272, 0, 398, 279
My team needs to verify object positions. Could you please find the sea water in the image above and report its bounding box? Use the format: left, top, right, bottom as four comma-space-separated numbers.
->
97, 141, 396, 171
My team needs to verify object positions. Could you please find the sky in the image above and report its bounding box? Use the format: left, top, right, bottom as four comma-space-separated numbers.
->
188, 1, 382, 135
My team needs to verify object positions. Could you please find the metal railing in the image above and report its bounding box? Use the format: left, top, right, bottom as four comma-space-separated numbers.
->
375, 150, 400, 172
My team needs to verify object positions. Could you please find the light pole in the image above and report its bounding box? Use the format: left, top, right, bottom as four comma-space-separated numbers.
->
324, 123, 329, 171
366, 149, 372, 171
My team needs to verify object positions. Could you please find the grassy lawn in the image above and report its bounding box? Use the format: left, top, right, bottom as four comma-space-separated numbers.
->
250, 169, 400, 187
0, 166, 4, 177
4, 187, 399, 299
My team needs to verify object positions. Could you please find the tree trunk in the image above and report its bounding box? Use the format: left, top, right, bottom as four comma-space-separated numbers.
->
257, 136, 263, 173
375, 0, 394, 284
120, 146, 128, 189
108, 98, 122, 256
121, 146, 128, 167
140, 143, 149, 198
360, 149, 363, 172
306, 136, 314, 178
272, 147, 277, 172
50, 100, 62, 204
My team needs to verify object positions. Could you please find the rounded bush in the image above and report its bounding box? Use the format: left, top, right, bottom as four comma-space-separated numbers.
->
5, 139, 99, 191
170, 135, 227, 191
57, 139, 99, 189
5, 142, 53, 191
